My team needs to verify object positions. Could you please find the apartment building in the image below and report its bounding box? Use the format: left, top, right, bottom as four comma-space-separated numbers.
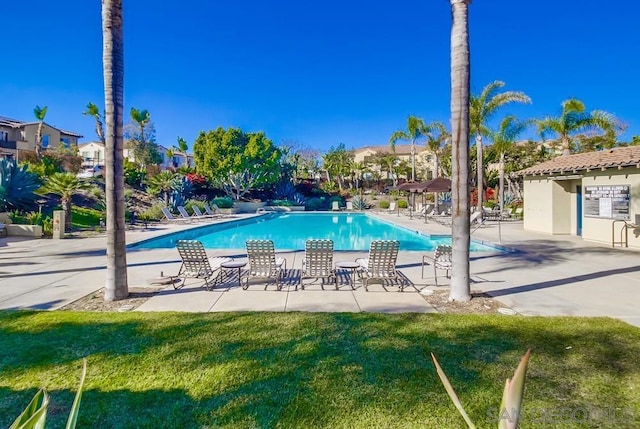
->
352, 144, 437, 180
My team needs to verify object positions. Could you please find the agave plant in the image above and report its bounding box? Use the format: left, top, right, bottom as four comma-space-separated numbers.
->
351, 195, 371, 210
273, 180, 297, 200
292, 192, 306, 205
167, 176, 193, 211
0, 159, 40, 212
431, 350, 531, 429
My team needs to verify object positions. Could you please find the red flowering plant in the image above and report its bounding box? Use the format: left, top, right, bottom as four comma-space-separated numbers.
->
185, 173, 207, 186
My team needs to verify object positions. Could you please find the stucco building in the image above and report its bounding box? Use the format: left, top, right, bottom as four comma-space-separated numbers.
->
78, 141, 193, 170
519, 146, 640, 249
352, 144, 437, 180
0, 115, 82, 160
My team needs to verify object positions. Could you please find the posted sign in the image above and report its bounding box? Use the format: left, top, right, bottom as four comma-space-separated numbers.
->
584, 185, 630, 220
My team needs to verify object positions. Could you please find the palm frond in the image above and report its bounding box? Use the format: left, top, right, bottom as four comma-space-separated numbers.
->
561, 98, 586, 115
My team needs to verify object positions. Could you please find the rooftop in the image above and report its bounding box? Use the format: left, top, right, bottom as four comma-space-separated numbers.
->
518, 146, 640, 176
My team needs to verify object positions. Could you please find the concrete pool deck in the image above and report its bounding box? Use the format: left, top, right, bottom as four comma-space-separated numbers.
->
0, 211, 638, 327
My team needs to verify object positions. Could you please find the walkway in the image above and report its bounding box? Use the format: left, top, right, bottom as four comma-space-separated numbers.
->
0, 212, 638, 327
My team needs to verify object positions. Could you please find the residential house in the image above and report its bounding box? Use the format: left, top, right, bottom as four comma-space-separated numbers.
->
78, 141, 194, 171
518, 146, 640, 249
0, 115, 82, 160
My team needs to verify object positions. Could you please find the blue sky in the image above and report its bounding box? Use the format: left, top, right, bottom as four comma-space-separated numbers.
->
1, 1, 638, 153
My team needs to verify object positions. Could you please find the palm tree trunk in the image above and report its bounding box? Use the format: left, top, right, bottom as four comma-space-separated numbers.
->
35, 122, 44, 160
434, 155, 440, 214
63, 198, 72, 232
410, 139, 416, 181
499, 151, 505, 212
102, 0, 129, 301
562, 136, 571, 156
475, 134, 483, 215
449, 0, 471, 302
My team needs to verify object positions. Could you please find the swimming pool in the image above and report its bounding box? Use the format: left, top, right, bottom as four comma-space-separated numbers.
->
130, 212, 499, 251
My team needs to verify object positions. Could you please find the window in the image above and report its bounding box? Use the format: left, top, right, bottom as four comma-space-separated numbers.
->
0, 131, 8, 141
42, 135, 50, 148
61, 137, 70, 147
81, 151, 89, 159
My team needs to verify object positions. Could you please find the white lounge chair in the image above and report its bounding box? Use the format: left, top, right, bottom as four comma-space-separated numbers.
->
422, 244, 452, 285
244, 239, 287, 290
204, 203, 226, 217
175, 240, 232, 290
331, 201, 340, 211
346, 201, 354, 211
356, 240, 402, 291
387, 201, 397, 214
300, 239, 336, 290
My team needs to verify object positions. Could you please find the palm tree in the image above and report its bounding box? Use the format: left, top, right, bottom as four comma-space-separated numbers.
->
177, 136, 188, 153
490, 116, 529, 212
424, 121, 450, 214
102, 0, 128, 301
537, 98, 621, 156
38, 173, 90, 231
83, 102, 105, 144
33, 105, 48, 160
389, 116, 427, 182
449, 0, 471, 302
129, 107, 151, 165
470, 81, 530, 215
146, 171, 177, 206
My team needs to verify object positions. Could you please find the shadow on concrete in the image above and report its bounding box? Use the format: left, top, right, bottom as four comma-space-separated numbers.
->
487, 265, 640, 297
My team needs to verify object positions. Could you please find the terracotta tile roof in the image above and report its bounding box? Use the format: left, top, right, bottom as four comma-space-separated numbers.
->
518, 146, 640, 175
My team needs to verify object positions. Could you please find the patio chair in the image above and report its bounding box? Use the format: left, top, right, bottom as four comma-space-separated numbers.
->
192, 206, 217, 220
470, 210, 486, 233
299, 239, 336, 290
175, 240, 233, 290
161, 207, 190, 223
387, 201, 397, 214
355, 240, 402, 291
422, 244, 452, 285
346, 201, 354, 211
513, 207, 523, 220
177, 206, 199, 222
331, 201, 340, 211
204, 203, 228, 217
244, 239, 287, 290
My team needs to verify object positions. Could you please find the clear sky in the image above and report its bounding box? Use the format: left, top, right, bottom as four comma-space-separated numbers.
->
1, 1, 638, 153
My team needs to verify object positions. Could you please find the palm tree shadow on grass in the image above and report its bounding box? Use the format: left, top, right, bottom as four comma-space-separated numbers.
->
1, 312, 638, 427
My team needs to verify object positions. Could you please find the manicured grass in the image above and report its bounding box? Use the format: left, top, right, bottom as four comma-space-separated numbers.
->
0, 312, 638, 428
71, 207, 103, 228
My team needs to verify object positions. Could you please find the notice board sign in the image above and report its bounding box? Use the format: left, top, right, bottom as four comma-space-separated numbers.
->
584, 185, 630, 220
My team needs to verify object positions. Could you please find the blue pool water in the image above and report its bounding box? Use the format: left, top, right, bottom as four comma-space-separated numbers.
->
130, 213, 499, 251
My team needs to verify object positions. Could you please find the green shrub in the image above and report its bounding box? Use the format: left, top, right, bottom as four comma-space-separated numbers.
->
397, 199, 408, 209
305, 197, 323, 211
184, 199, 206, 213
141, 203, 166, 221
378, 200, 390, 210
211, 196, 233, 209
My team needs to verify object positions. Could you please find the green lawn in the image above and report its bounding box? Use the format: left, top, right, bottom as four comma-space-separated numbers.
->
0, 312, 638, 428
71, 206, 102, 228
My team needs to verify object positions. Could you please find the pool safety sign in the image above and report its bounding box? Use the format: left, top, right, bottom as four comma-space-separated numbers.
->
584, 185, 630, 220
